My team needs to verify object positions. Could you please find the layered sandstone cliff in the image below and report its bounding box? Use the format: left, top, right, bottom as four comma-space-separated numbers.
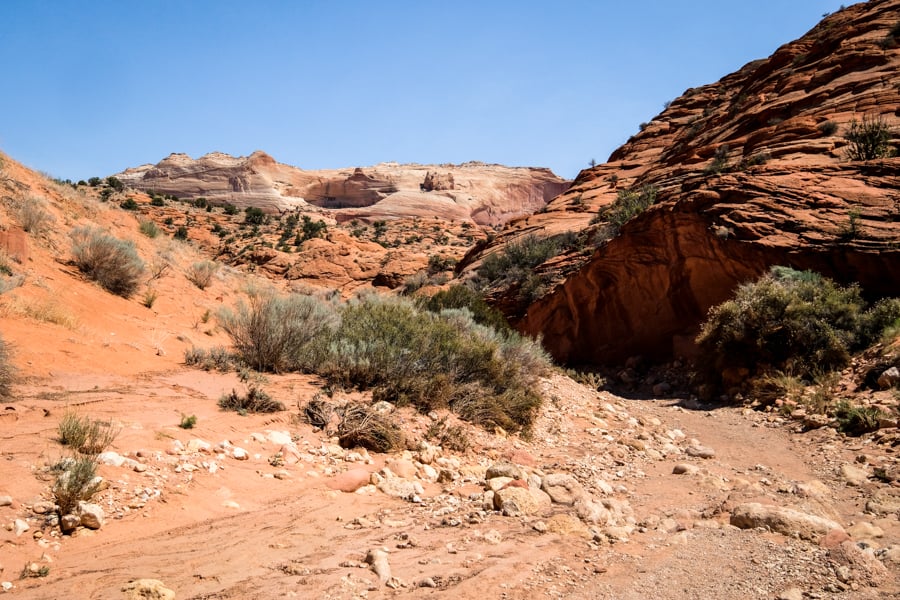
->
462, 0, 900, 365
116, 153, 569, 227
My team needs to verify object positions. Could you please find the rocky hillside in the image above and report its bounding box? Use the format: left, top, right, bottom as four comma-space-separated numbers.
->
462, 0, 900, 365
115, 152, 570, 227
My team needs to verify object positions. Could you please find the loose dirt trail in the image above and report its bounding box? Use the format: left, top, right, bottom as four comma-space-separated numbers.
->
2, 372, 898, 599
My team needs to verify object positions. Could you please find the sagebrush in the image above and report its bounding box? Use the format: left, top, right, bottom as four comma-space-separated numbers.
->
70, 226, 145, 297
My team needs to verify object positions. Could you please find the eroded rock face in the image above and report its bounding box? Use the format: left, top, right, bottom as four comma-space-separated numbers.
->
463, 0, 900, 364
116, 154, 569, 227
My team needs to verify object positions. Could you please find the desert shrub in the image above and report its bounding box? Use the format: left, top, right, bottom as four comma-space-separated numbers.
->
697, 266, 900, 385
244, 206, 266, 225
592, 186, 658, 235
52, 456, 101, 517
186, 260, 218, 290
16, 196, 52, 234
0, 334, 13, 397
315, 296, 549, 432
219, 291, 337, 372
142, 287, 158, 308
400, 271, 429, 296
218, 385, 284, 413
818, 120, 838, 136
173, 226, 188, 240
70, 226, 145, 297
223, 203, 238, 215
138, 219, 160, 238
844, 114, 893, 161
299, 215, 327, 242
150, 196, 165, 207
179, 414, 197, 429
119, 197, 139, 210
704, 145, 730, 175
419, 285, 510, 333
183, 345, 234, 371
427, 254, 457, 275
833, 401, 882, 436
57, 412, 119, 456
106, 176, 125, 192
476, 233, 574, 296
303, 397, 336, 430
425, 416, 470, 452
337, 403, 405, 452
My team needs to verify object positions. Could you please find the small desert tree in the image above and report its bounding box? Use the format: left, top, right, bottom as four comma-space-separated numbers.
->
844, 114, 893, 161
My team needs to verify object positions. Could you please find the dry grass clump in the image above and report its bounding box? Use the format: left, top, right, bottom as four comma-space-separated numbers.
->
57, 412, 120, 456
15, 196, 53, 234
70, 226, 145, 297
337, 403, 405, 453
425, 416, 470, 452
186, 260, 218, 290
183, 345, 234, 371
302, 396, 337, 430
52, 456, 101, 517
218, 386, 284, 414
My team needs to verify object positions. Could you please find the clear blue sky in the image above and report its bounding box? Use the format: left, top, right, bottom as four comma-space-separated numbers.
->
1, 1, 850, 181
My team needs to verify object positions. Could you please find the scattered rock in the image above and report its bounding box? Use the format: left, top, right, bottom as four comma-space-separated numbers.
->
31, 501, 55, 515
232, 447, 249, 460
122, 579, 176, 600
60, 514, 80, 533
377, 478, 424, 501
541, 473, 587, 505
672, 463, 699, 475
730, 503, 844, 541
828, 540, 888, 587
77, 502, 104, 530
847, 521, 884, 540
877, 366, 900, 389
0, 496, 12, 507
839, 463, 869, 487
485, 462, 523, 481
865, 488, 900, 516
493, 486, 551, 517
685, 445, 715, 459
775, 588, 803, 600
384, 459, 417, 480
13, 519, 28, 536
327, 469, 372, 493
365, 548, 391, 585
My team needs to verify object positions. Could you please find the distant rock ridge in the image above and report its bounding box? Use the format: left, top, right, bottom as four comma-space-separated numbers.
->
460, 0, 900, 365
115, 152, 570, 226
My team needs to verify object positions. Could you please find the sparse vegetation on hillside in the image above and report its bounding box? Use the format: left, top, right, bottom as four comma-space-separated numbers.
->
70, 226, 145, 297
218, 290, 336, 373
15, 196, 53, 234
185, 260, 218, 290
844, 114, 893, 161
0, 333, 14, 397
592, 185, 658, 236
697, 266, 900, 387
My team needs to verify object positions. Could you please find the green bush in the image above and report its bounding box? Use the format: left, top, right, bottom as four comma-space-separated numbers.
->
174, 226, 189, 240
420, 285, 510, 333
818, 120, 838, 136
697, 266, 900, 385
315, 296, 549, 433
219, 291, 337, 372
593, 186, 658, 234
106, 176, 125, 192
833, 401, 882, 436
70, 226, 145, 297
244, 206, 266, 225
52, 456, 101, 517
120, 198, 139, 211
179, 414, 197, 429
844, 114, 893, 161
299, 215, 327, 242
476, 233, 571, 294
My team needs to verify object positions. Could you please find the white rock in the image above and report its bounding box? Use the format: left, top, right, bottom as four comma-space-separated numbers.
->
1, 582, 12, 592
0, 496, 11, 507
13, 519, 29, 536
77, 502, 104, 529
232, 447, 249, 460
187, 439, 212, 453
266, 430, 293, 446
97, 451, 126, 467
730, 503, 843, 541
